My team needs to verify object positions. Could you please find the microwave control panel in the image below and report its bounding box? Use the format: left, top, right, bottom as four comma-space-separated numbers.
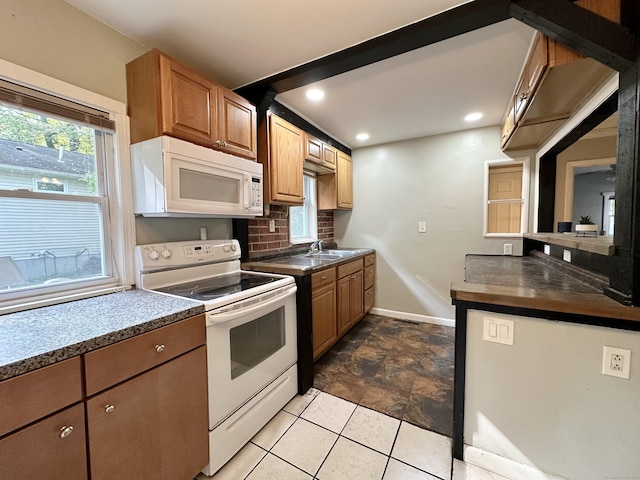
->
251, 177, 262, 207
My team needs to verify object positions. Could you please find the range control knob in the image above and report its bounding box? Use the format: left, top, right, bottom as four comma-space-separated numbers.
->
230, 244, 237, 252
148, 249, 160, 261
223, 245, 231, 253
161, 249, 172, 259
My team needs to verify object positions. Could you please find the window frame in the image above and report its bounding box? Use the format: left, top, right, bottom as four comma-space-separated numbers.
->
483, 157, 530, 238
289, 172, 318, 245
0, 59, 135, 314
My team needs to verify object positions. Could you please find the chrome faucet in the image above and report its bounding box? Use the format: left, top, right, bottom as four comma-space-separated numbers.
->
309, 239, 323, 252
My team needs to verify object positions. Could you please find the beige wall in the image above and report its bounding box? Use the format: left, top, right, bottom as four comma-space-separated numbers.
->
1, 0, 146, 102
334, 127, 536, 320
465, 309, 640, 479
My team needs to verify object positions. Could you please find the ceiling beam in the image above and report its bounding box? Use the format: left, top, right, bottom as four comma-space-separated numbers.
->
236, 0, 511, 103
509, 0, 637, 72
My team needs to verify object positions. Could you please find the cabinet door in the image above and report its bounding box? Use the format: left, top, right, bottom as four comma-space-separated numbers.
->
0, 404, 87, 480
322, 144, 337, 170
304, 134, 323, 164
349, 270, 364, 325
159, 55, 216, 147
217, 88, 257, 160
312, 282, 337, 361
337, 151, 353, 209
268, 115, 304, 204
87, 347, 208, 480
337, 276, 352, 336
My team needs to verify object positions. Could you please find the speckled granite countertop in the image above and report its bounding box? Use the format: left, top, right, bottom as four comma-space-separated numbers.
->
451, 255, 640, 323
242, 248, 375, 276
0, 289, 204, 381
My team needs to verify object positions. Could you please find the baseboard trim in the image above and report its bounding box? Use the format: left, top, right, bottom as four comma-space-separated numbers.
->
463, 446, 568, 480
370, 308, 455, 328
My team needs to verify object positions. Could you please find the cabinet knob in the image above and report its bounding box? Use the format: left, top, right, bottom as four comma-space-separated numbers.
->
214, 140, 221, 146
222, 141, 228, 147
59, 425, 74, 438
105, 404, 116, 413
321, 275, 326, 280
155, 344, 166, 353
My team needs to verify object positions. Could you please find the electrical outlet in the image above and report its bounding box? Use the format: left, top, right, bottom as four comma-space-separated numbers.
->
268, 219, 276, 233
503, 243, 513, 255
543, 244, 551, 255
563, 249, 571, 262
602, 346, 631, 379
418, 221, 427, 233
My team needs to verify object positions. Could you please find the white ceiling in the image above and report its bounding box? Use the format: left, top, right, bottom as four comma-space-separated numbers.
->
66, 0, 536, 148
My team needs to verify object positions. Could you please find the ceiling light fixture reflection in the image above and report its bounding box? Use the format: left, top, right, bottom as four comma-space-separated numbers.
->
464, 112, 483, 122
306, 89, 325, 101
356, 133, 370, 141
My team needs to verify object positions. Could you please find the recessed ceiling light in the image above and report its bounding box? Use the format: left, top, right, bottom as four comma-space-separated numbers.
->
464, 112, 483, 122
356, 133, 370, 141
306, 89, 325, 101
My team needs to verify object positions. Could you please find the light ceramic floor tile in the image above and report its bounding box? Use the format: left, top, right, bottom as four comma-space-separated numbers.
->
204, 442, 266, 480
453, 460, 512, 480
383, 458, 440, 480
284, 388, 320, 416
300, 391, 357, 433
250, 410, 297, 450
316, 437, 388, 480
271, 418, 338, 475
342, 405, 401, 455
246, 453, 312, 480
391, 422, 452, 480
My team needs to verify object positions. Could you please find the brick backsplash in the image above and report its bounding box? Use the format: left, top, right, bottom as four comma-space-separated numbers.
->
247, 205, 334, 256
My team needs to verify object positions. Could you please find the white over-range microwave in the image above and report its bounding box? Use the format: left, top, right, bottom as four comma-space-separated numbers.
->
130, 136, 263, 217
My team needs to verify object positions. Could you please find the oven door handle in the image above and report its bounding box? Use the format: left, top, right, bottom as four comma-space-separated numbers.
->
205, 285, 296, 325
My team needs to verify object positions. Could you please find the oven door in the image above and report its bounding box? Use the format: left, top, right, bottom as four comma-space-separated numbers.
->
205, 284, 297, 428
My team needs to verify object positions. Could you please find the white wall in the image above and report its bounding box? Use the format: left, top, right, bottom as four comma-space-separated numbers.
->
334, 126, 535, 320
465, 309, 640, 479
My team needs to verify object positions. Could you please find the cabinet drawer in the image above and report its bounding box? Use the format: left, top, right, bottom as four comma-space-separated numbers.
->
312, 267, 336, 289
0, 356, 82, 437
364, 265, 375, 290
364, 254, 375, 267
85, 315, 205, 396
364, 287, 374, 313
337, 258, 363, 279
0, 403, 87, 480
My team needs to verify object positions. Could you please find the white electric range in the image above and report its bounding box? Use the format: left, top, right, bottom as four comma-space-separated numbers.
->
135, 239, 298, 476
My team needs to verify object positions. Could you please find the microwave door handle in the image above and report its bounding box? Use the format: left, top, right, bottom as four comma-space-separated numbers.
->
243, 174, 251, 209
205, 285, 296, 325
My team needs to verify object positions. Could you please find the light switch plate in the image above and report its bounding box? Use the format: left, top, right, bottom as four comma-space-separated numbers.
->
483, 316, 514, 346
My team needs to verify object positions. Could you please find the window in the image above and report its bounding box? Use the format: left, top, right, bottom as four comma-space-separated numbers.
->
289, 173, 318, 244
0, 65, 132, 313
484, 158, 529, 236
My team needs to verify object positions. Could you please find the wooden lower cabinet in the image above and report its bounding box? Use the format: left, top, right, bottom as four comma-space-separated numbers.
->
87, 346, 208, 480
364, 254, 375, 314
312, 280, 337, 361
0, 403, 87, 480
337, 263, 364, 336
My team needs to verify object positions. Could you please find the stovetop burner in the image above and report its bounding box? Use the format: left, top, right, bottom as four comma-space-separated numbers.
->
155, 271, 281, 301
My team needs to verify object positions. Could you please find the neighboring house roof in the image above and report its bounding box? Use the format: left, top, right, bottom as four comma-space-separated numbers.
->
0, 138, 94, 176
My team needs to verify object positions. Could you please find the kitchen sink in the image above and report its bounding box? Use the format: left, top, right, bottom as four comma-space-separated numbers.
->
304, 249, 360, 258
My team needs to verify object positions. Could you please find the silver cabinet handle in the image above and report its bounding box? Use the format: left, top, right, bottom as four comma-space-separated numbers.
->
155, 344, 165, 353
105, 405, 115, 413
59, 425, 74, 439
351, 275, 357, 279
222, 141, 228, 147
214, 140, 221, 146
321, 275, 326, 280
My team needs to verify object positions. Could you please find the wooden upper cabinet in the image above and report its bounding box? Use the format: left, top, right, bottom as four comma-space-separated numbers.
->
337, 151, 353, 209
322, 144, 337, 170
217, 89, 257, 160
304, 134, 323, 164
159, 54, 216, 147
259, 114, 304, 205
318, 150, 353, 210
127, 49, 257, 160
